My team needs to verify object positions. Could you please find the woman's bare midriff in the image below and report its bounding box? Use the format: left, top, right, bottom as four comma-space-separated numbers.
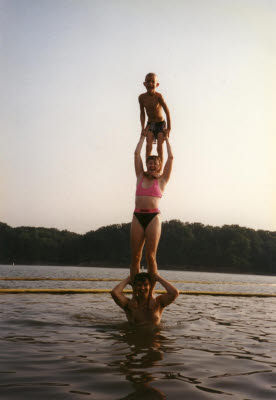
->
135, 195, 160, 209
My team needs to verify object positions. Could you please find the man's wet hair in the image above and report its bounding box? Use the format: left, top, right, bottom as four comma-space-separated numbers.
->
133, 272, 152, 286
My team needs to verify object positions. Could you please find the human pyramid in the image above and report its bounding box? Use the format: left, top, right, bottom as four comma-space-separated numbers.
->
111, 73, 179, 326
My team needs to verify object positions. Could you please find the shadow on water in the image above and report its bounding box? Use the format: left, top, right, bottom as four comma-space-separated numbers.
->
108, 324, 168, 400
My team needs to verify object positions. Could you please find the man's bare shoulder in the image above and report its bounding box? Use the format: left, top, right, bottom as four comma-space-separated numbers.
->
155, 294, 168, 309
149, 295, 163, 309
122, 297, 131, 309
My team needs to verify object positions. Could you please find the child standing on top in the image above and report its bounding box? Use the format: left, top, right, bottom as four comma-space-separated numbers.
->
138, 72, 171, 166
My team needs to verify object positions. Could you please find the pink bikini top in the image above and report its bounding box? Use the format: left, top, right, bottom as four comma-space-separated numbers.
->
136, 177, 162, 198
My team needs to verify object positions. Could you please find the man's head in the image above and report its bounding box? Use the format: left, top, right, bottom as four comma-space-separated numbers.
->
144, 73, 159, 94
133, 273, 152, 297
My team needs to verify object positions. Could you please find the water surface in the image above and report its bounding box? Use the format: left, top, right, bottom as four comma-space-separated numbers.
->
0, 265, 275, 399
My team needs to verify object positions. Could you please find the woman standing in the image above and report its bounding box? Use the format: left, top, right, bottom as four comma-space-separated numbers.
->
130, 132, 173, 283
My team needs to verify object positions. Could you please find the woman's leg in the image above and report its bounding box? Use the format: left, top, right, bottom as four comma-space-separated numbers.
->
144, 214, 162, 280
130, 215, 145, 283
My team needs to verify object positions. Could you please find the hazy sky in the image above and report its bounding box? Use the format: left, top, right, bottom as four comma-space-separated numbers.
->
1, 0, 275, 233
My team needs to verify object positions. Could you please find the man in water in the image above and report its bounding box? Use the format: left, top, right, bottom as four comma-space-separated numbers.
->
111, 272, 179, 326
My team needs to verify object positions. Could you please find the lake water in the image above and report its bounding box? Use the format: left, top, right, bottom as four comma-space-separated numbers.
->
0, 265, 276, 400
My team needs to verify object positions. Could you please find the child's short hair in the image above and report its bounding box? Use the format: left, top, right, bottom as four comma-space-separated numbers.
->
133, 272, 152, 287
145, 72, 157, 80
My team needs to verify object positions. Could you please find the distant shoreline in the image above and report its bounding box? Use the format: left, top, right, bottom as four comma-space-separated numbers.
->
1, 262, 275, 277
1, 221, 275, 276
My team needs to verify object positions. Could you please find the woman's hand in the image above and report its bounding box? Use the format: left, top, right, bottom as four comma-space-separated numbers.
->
164, 128, 170, 138
141, 128, 147, 137
151, 273, 160, 284
142, 126, 150, 137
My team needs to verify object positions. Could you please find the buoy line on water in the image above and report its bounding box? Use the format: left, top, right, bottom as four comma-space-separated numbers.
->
0, 277, 275, 286
0, 288, 275, 297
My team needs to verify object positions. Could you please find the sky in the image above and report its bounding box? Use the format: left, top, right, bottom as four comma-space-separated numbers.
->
1, 0, 275, 234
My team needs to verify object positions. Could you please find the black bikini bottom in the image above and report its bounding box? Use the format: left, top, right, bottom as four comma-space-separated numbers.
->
134, 211, 160, 230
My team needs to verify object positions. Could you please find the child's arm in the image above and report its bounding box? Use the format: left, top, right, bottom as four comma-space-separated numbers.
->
159, 95, 171, 136
111, 276, 131, 310
138, 95, 146, 135
134, 134, 146, 177
161, 136, 173, 183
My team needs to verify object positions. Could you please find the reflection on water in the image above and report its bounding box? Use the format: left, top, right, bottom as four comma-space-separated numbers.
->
109, 325, 167, 399
0, 265, 276, 399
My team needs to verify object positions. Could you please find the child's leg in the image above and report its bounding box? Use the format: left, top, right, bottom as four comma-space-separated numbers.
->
157, 132, 165, 166
146, 131, 154, 159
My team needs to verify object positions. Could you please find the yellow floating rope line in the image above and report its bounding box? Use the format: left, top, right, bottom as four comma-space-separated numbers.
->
0, 278, 120, 281
0, 288, 275, 297
0, 277, 275, 286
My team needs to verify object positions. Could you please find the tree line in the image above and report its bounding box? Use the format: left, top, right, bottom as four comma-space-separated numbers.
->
0, 220, 275, 275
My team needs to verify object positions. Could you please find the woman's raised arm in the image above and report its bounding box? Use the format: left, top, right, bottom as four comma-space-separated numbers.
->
161, 136, 173, 183
134, 134, 146, 177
